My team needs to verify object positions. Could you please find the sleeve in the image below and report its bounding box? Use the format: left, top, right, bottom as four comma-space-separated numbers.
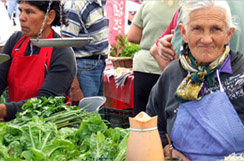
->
0, 32, 22, 95
155, 7, 179, 46
39, 47, 76, 98
131, 2, 145, 28
61, 1, 83, 37
0, 32, 26, 121
146, 75, 169, 147
171, 1, 186, 54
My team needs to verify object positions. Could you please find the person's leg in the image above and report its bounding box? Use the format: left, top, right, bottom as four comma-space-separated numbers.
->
133, 71, 160, 116
76, 58, 105, 97
76, 58, 106, 117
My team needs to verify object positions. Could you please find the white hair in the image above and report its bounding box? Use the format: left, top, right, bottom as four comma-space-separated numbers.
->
181, 0, 238, 31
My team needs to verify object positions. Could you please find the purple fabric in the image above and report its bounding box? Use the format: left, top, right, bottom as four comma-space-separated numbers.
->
219, 54, 232, 74
171, 91, 244, 160
201, 55, 232, 96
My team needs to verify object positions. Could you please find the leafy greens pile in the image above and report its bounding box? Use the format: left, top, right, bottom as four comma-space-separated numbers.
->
110, 34, 140, 58
0, 96, 129, 160
11, 96, 92, 129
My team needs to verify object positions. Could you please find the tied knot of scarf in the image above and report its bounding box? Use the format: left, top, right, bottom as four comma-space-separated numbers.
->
175, 44, 230, 103
191, 66, 215, 85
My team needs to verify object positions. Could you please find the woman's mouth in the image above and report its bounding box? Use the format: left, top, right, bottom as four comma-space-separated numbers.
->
21, 26, 29, 32
199, 45, 214, 50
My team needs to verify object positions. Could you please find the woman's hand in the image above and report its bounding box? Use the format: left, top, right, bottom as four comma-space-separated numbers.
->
157, 34, 178, 61
150, 44, 171, 71
164, 144, 190, 161
0, 104, 7, 120
150, 34, 179, 71
172, 149, 190, 161
70, 76, 84, 106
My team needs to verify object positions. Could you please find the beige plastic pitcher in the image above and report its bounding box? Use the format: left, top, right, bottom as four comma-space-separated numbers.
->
126, 112, 164, 161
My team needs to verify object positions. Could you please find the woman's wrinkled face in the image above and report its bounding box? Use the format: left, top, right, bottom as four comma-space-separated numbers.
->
179, 6, 234, 65
19, 2, 45, 38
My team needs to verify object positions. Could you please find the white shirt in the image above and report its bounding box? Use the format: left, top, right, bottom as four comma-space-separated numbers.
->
0, 2, 14, 47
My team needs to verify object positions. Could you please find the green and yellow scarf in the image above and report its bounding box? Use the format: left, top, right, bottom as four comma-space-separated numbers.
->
175, 44, 230, 103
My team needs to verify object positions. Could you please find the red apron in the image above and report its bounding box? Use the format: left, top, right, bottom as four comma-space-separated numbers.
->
7, 30, 53, 102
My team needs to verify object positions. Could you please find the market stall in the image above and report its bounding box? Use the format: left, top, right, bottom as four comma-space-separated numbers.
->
102, 32, 139, 128
103, 62, 135, 128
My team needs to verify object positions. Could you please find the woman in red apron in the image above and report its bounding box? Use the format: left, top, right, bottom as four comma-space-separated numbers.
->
0, 0, 76, 121
146, 1, 244, 160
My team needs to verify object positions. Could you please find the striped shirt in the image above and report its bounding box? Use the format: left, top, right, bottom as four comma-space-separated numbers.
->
61, 0, 109, 57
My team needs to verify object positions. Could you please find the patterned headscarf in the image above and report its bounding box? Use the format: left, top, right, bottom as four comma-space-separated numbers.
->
175, 43, 230, 103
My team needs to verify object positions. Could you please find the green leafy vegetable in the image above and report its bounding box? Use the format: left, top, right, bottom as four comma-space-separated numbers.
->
11, 96, 95, 128
0, 97, 130, 160
110, 34, 140, 58
0, 91, 8, 104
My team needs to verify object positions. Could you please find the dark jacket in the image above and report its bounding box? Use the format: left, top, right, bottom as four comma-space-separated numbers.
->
146, 50, 244, 147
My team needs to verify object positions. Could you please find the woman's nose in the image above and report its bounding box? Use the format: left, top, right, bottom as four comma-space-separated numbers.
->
200, 32, 213, 44
18, 12, 25, 22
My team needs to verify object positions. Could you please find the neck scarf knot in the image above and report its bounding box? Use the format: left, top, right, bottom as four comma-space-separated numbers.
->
175, 44, 230, 103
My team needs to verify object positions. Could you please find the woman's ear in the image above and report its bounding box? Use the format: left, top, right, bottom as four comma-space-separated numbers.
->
46, 9, 56, 26
179, 23, 188, 43
225, 28, 235, 45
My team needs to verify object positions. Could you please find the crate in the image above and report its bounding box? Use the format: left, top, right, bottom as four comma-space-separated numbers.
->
104, 96, 134, 110
104, 107, 134, 128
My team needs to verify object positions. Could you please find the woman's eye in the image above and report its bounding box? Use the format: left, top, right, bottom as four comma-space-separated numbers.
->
213, 27, 221, 31
193, 27, 200, 31
26, 9, 33, 14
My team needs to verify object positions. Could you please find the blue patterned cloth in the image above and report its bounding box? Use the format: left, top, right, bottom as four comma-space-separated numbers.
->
171, 89, 244, 160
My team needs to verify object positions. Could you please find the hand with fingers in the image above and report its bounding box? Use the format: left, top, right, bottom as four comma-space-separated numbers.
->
157, 34, 178, 62
150, 33, 179, 71
163, 144, 190, 161
0, 104, 7, 121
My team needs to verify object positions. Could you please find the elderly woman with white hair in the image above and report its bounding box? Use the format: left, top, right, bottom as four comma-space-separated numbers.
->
146, 0, 244, 160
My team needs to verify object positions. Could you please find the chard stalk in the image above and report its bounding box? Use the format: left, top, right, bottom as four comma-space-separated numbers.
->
29, 124, 36, 149
41, 132, 51, 151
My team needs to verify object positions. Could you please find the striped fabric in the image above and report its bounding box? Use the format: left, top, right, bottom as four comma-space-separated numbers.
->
61, 0, 109, 57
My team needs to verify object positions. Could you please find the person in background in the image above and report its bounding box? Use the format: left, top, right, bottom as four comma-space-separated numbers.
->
150, 0, 244, 70
147, 0, 244, 160
127, 0, 180, 116
0, 0, 76, 121
0, 0, 14, 52
7, 0, 20, 27
7, 0, 19, 18
61, 0, 109, 107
